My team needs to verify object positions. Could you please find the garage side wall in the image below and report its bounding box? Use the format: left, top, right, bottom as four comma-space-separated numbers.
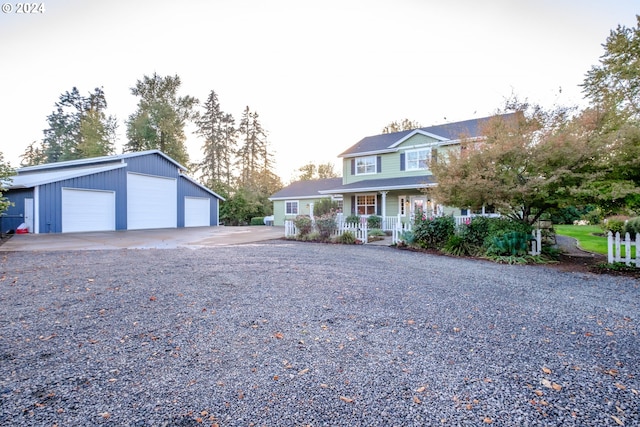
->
3, 189, 34, 232
37, 169, 127, 233
177, 177, 219, 226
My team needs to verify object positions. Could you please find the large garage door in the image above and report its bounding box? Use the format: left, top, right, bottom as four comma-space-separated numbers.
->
127, 173, 177, 230
184, 197, 210, 227
62, 188, 116, 233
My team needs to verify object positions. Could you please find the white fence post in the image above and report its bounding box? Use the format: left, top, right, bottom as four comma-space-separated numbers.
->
608, 231, 639, 266
607, 231, 614, 264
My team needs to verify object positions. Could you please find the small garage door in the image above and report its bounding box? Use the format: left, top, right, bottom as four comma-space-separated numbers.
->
62, 188, 116, 233
127, 173, 177, 230
185, 197, 210, 227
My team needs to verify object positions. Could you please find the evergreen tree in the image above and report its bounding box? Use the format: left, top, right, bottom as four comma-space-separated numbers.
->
236, 106, 269, 187
125, 73, 197, 165
0, 152, 14, 215
28, 87, 116, 165
195, 90, 236, 191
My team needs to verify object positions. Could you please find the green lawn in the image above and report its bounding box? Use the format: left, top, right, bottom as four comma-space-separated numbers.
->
554, 224, 608, 255
555, 224, 636, 257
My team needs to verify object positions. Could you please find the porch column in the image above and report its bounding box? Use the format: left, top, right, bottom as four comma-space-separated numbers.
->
380, 191, 387, 218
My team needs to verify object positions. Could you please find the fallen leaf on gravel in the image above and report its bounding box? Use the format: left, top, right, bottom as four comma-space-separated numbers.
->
39, 334, 57, 341
453, 327, 461, 333
416, 386, 426, 393
340, 396, 354, 403
611, 415, 624, 425
615, 383, 627, 390
274, 332, 283, 339
534, 390, 544, 396
541, 379, 553, 389
606, 331, 615, 336
407, 319, 415, 325
551, 383, 562, 391
542, 367, 552, 374
605, 369, 619, 377
298, 368, 309, 375
585, 332, 593, 336
483, 417, 493, 423
149, 296, 157, 301
87, 278, 94, 282
100, 412, 110, 419
273, 375, 279, 381
320, 383, 328, 388
413, 396, 421, 404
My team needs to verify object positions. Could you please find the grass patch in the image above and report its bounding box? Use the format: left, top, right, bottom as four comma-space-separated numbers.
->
555, 224, 636, 257
554, 224, 608, 255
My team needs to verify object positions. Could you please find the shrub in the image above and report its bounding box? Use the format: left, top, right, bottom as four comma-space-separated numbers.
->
399, 230, 415, 246
412, 216, 455, 249
583, 207, 603, 226
293, 215, 313, 237
313, 199, 340, 217
487, 231, 532, 256
315, 213, 337, 240
624, 216, 640, 237
250, 217, 264, 226
602, 215, 629, 235
345, 214, 360, 224
303, 231, 321, 241
443, 234, 474, 256
367, 215, 382, 229
337, 231, 356, 244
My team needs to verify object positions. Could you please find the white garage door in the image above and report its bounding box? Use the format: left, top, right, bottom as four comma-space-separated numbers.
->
185, 197, 210, 227
127, 173, 177, 230
62, 188, 115, 233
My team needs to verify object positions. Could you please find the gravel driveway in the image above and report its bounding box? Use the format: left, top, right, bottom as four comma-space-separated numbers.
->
0, 241, 638, 426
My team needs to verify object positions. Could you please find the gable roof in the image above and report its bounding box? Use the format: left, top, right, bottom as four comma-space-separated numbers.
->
269, 177, 343, 200
6, 150, 224, 200
16, 149, 187, 173
339, 113, 518, 158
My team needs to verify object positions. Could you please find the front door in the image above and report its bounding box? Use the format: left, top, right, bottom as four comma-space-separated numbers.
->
409, 196, 427, 218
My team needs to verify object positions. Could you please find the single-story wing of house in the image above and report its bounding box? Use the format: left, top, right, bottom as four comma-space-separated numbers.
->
2, 150, 224, 234
268, 177, 343, 226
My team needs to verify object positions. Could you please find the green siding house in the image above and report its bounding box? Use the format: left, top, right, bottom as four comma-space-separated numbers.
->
271, 113, 516, 228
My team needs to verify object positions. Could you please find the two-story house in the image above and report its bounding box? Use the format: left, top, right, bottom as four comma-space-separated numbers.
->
270, 113, 516, 227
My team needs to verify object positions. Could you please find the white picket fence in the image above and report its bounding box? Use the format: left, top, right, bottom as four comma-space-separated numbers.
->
608, 232, 640, 266
529, 229, 542, 256
392, 221, 412, 245
284, 219, 369, 243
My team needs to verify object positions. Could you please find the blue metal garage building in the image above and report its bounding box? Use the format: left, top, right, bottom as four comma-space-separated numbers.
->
2, 150, 224, 234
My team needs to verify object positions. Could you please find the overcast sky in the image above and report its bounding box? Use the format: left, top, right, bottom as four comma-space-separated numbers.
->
0, 0, 637, 182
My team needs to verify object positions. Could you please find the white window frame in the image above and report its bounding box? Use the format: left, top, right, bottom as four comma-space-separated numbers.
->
405, 148, 430, 170
355, 156, 377, 175
398, 195, 407, 217
356, 193, 377, 216
331, 196, 344, 213
285, 200, 299, 215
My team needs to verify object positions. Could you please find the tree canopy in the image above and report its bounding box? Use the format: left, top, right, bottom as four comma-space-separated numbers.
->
21, 87, 117, 166
0, 152, 15, 214
125, 73, 197, 166
294, 161, 339, 181
382, 118, 422, 134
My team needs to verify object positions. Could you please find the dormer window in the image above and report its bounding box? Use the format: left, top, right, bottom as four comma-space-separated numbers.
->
405, 148, 430, 170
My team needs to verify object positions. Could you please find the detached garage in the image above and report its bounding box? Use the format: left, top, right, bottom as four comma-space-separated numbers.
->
3, 150, 224, 234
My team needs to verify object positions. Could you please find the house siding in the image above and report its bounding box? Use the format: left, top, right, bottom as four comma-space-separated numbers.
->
272, 197, 328, 226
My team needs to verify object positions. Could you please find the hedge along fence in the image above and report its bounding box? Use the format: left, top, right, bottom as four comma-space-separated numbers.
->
284, 218, 369, 243
608, 231, 640, 266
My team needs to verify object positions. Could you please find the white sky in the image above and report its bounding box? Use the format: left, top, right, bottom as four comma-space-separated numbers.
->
0, 0, 637, 182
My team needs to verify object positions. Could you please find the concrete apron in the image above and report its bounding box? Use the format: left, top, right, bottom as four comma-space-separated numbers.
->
0, 226, 285, 251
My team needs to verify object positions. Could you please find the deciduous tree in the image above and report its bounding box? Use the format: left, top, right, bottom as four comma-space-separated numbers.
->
382, 118, 422, 134
125, 73, 197, 166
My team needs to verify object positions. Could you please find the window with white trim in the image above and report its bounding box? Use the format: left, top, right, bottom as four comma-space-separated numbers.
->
406, 148, 430, 170
356, 194, 376, 215
355, 156, 377, 175
332, 196, 344, 213
285, 200, 299, 215
398, 196, 407, 217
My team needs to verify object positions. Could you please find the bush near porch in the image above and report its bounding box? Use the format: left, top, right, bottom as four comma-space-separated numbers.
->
402, 215, 550, 264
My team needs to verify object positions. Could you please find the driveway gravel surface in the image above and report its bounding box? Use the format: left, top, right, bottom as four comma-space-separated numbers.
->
0, 240, 638, 426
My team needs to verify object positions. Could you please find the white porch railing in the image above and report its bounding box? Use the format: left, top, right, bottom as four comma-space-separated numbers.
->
608, 231, 639, 266
392, 221, 413, 245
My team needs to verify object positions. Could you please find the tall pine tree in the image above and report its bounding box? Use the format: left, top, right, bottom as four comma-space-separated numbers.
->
194, 90, 236, 191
